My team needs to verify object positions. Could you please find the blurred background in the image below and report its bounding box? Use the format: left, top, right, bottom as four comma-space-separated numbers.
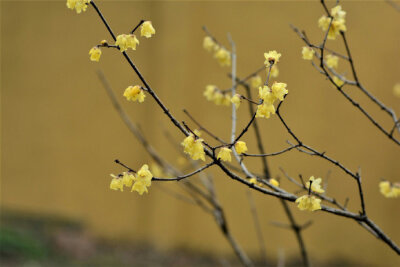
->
1, 0, 400, 266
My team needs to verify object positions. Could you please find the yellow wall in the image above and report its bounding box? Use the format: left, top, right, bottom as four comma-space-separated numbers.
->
2, 0, 400, 265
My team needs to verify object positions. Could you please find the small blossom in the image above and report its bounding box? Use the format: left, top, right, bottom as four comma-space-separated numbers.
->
331, 5, 346, 20
222, 94, 231, 106
181, 134, 206, 161
393, 83, 400, 98
270, 65, 279, 78
270, 178, 279, 187
295, 195, 322, 211
122, 172, 135, 187
302, 47, 315, 60
66, 0, 90, 14
203, 36, 216, 52
231, 94, 241, 109
110, 174, 123, 191
306, 176, 325, 194
141, 21, 156, 38
115, 34, 139, 52
124, 85, 146, 102
326, 54, 339, 69
379, 181, 400, 198
217, 147, 232, 162
258, 86, 276, 105
271, 82, 288, 101
204, 85, 217, 101
333, 76, 345, 87
256, 103, 275, 119
318, 15, 346, 40
213, 91, 224, 105
235, 141, 248, 154
250, 75, 263, 89
264, 50, 281, 67
89, 46, 102, 62
249, 177, 263, 187
132, 164, 153, 195
214, 47, 231, 67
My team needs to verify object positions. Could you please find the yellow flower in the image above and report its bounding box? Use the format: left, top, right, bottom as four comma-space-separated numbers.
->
256, 103, 275, 119
333, 76, 345, 87
222, 94, 231, 106
217, 147, 232, 162
270, 178, 279, 187
132, 164, 153, 195
213, 91, 224, 105
122, 172, 135, 187
295, 195, 322, 211
331, 5, 346, 20
271, 82, 288, 101
393, 83, 400, 98
141, 21, 156, 38
270, 65, 279, 78
258, 86, 276, 105
214, 47, 231, 67
249, 177, 263, 187
250, 75, 263, 89
326, 54, 339, 69
231, 94, 241, 109
110, 174, 123, 191
318, 15, 346, 40
66, 0, 90, 14
302, 46, 314, 60
264, 50, 281, 67
115, 34, 139, 52
124, 85, 146, 102
181, 134, 206, 161
203, 36, 216, 52
379, 181, 400, 198
204, 85, 217, 101
235, 141, 248, 154
89, 47, 101, 62
306, 176, 325, 194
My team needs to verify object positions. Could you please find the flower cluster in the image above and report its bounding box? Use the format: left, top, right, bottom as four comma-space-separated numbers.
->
203, 36, 231, 67
110, 164, 153, 195
318, 5, 347, 40
295, 176, 323, 211
181, 133, 206, 161
256, 82, 288, 119
379, 181, 400, 198
203, 85, 232, 106
66, 0, 91, 14
124, 85, 146, 103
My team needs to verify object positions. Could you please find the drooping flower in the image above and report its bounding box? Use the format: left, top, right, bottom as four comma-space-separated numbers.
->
141, 21, 156, 38
302, 46, 315, 60
124, 85, 146, 102
295, 195, 322, 211
231, 94, 241, 109
234, 141, 248, 154
122, 172, 135, 187
250, 75, 263, 89
203, 36, 216, 52
318, 15, 346, 40
181, 134, 206, 161
271, 82, 288, 101
379, 181, 400, 198
331, 5, 346, 20
269, 178, 279, 187
204, 85, 217, 101
306, 176, 325, 194
258, 86, 276, 105
110, 174, 123, 191
89, 46, 102, 62
256, 103, 275, 119
326, 54, 339, 68
66, 0, 90, 14
217, 147, 232, 162
131, 164, 153, 195
221, 94, 231, 106
214, 47, 231, 67
213, 91, 224, 105
115, 34, 139, 52
264, 50, 281, 67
